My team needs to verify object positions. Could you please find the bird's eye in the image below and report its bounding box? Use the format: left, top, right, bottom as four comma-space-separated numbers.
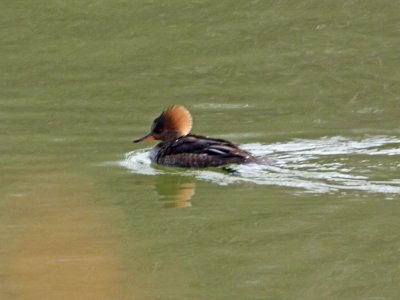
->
153, 125, 162, 134
151, 115, 164, 134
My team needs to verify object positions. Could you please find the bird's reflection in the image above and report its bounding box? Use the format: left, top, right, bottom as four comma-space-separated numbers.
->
153, 174, 196, 208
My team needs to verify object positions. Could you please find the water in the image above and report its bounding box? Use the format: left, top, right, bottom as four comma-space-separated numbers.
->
121, 135, 400, 196
2, 1, 400, 299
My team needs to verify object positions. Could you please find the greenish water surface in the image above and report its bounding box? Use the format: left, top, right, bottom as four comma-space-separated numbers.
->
1, 1, 400, 299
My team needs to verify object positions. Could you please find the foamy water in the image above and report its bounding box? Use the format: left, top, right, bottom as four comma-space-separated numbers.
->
119, 135, 400, 196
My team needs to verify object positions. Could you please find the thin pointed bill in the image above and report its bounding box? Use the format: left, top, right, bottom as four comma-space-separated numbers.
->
133, 132, 156, 143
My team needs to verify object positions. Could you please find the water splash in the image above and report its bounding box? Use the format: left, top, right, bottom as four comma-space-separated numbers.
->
119, 135, 400, 195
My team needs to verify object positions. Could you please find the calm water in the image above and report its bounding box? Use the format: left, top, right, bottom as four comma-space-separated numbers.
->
1, 1, 400, 299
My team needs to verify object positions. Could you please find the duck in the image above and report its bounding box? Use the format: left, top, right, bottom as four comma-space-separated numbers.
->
133, 105, 261, 168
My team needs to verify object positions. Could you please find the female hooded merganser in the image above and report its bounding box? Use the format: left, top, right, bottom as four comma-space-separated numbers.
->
133, 105, 260, 168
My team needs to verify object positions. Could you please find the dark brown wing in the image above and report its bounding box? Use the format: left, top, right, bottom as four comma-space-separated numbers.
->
156, 134, 255, 167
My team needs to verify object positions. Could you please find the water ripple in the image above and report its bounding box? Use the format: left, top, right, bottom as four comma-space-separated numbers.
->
119, 135, 400, 195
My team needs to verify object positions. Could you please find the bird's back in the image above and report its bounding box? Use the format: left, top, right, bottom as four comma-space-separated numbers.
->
151, 134, 258, 168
